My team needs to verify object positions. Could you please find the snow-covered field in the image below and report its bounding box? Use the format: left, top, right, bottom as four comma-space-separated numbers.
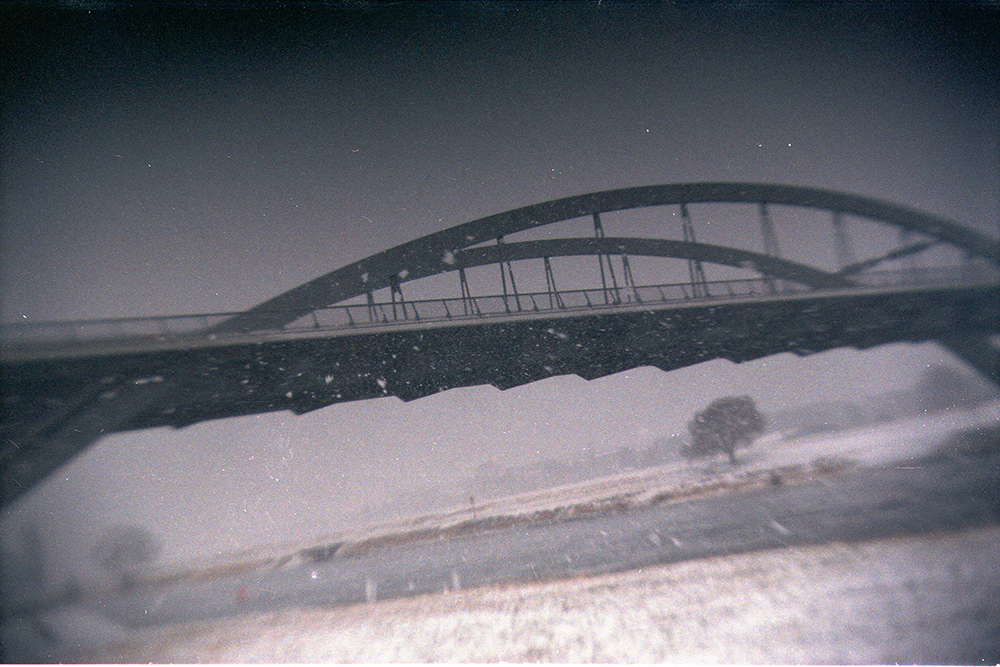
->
22, 400, 1000, 662
150, 399, 1000, 584
85, 525, 1000, 663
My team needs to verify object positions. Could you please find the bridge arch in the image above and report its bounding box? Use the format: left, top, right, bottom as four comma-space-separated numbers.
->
216, 182, 998, 332
449, 237, 854, 290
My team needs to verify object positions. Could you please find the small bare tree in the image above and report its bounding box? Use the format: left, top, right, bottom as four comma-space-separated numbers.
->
91, 524, 161, 590
685, 395, 766, 465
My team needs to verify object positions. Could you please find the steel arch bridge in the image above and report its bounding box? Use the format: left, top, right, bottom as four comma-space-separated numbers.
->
2, 182, 999, 506
213, 181, 999, 333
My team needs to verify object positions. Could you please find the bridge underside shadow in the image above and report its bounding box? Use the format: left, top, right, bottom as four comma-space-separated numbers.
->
2, 283, 997, 507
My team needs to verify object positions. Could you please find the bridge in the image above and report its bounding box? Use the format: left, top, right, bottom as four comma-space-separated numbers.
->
2, 182, 999, 507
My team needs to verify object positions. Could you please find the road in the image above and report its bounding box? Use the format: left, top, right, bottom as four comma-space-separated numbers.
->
83, 440, 1000, 630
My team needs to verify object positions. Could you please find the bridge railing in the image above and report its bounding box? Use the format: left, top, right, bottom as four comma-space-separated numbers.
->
303, 275, 800, 331
285, 265, 996, 332
1, 266, 995, 357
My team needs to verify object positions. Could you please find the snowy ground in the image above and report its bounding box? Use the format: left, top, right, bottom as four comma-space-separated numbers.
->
151, 399, 1000, 583
83, 525, 1000, 663
20, 400, 1000, 662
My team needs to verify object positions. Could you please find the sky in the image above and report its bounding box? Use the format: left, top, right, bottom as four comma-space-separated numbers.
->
1, 2, 998, 577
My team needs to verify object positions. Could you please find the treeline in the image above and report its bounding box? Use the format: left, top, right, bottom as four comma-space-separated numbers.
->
469, 434, 687, 499
770, 364, 996, 438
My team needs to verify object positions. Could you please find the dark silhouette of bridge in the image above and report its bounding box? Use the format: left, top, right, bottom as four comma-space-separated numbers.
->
2, 182, 998, 507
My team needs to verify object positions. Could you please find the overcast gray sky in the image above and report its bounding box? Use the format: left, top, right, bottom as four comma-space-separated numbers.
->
1, 2, 998, 574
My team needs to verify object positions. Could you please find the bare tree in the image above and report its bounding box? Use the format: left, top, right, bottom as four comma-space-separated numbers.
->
91, 524, 161, 590
685, 395, 766, 465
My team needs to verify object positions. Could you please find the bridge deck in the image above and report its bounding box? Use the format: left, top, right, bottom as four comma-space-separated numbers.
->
2, 268, 994, 364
